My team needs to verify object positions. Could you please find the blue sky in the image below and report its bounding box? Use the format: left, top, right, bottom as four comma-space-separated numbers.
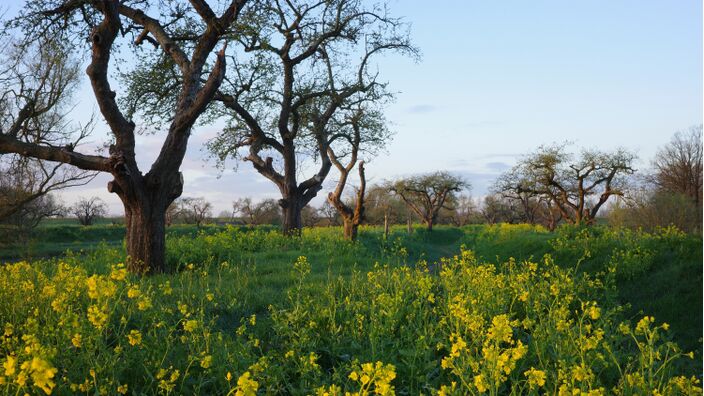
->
6, 1, 702, 214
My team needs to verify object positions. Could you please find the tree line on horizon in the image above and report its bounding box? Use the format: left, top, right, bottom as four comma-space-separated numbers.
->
0, 1, 701, 274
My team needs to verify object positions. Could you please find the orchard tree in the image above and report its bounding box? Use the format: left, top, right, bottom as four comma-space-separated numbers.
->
180, 197, 212, 227
1, 0, 248, 273
510, 144, 636, 225
72, 196, 108, 226
233, 197, 282, 225
327, 106, 390, 240
652, 125, 703, 206
207, 0, 417, 235
390, 172, 468, 231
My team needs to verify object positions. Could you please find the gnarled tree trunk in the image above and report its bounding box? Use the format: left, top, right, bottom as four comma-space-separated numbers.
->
280, 194, 303, 236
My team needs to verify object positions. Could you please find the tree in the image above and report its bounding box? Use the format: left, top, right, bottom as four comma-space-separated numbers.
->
390, 172, 468, 231
72, 196, 107, 226
327, 106, 389, 240
318, 200, 341, 226
0, 40, 96, 223
233, 197, 281, 226
451, 194, 481, 226
508, 144, 636, 225
2, 0, 248, 273
207, 0, 416, 235
652, 125, 703, 206
0, 193, 64, 245
180, 197, 212, 227
364, 183, 408, 238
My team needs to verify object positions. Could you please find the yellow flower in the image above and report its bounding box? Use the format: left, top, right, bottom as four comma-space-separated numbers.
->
137, 296, 152, 311
110, 264, 127, 281
127, 330, 142, 346
487, 314, 513, 343
200, 355, 213, 369
117, 384, 128, 394
3, 355, 16, 377
474, 374, 488, 393
127, 286, 141, 299
87, 305, 108, 330
183, 320, 199, 332
587, 305, 601, 320
71, 334, 82, 348
235, 371, 259, 396
524, 367, 546, 387
29, 357, 58, 395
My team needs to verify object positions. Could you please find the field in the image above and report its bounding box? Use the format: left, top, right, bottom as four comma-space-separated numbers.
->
0, 223, 701, 395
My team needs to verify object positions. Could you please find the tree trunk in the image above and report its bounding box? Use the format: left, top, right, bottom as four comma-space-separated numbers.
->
407, 217, 412, 234
426, 217, 434, 232
343, 218, 358, 241
280, 195, 303, 236
123, 201, 167, 274
108, 171, 182, 274
383, 213, 389, 239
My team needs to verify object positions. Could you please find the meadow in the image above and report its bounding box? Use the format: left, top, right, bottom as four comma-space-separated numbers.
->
0, 223, 701, 395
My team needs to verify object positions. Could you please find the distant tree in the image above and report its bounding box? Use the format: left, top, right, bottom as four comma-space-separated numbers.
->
207, 0, 417, 235
0, 193, 64, 244
481, 194, 516, 224
180, 197, 212, 227
652, 125, 703, 206
509, 144, 636, 225
301, 205, 319, 228
318, 201, 341, 227
451, 194, 481, 226
390, 172, 469, 231
72, 197, 107, 226
233, 198, 282, 226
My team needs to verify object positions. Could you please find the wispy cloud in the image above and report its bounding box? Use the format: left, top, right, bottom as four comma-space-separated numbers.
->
407, 104, 437, 114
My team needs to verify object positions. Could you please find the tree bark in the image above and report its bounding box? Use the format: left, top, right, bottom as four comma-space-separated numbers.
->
383, 213, 389, 239
280, 195, 303, 236
108, 169, 182, 274
407, 217, 413, 234
123, 200, 167, 274
343, 218, 358, 240
426, 217, 434, 232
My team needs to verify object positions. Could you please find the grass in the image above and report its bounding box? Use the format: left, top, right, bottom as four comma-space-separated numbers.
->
0, 223, 700, 394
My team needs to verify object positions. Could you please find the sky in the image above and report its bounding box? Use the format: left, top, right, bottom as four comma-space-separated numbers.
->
6, 1, 703, 215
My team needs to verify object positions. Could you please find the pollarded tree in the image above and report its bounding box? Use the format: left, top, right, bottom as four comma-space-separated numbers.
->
652, 125, 703, 206
512, 144, 636, 225
390, 172, 468, 231
207, 0, 417, 235
327, 106, 390, 240
1, 0, 248, 273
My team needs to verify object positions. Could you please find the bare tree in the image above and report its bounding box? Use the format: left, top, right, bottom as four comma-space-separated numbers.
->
0, 40, 97, 223
2, 0, 248, 273
652, 125, 703, 206
508, 144, 636, 225
318, 200, 341, 226
72, 196, 107, 226
180, 197, 212, 227
207, 0, 417, 235
233, 197, 281, 226
390, 172, 468, 231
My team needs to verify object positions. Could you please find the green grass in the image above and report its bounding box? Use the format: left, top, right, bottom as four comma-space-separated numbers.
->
2, 223, 702, 375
